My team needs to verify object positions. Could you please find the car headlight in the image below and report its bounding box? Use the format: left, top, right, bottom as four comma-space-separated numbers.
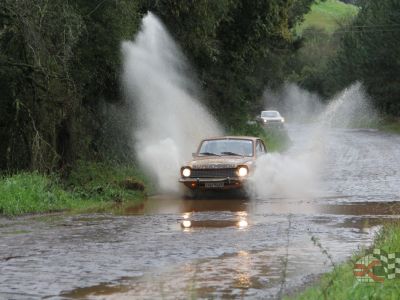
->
182, 167, 191, 177
237, 219, 248, 229
237, 166, 248, 177
281, 118, 285, 123
181, 220, 192, 228
263, 119, 267, 123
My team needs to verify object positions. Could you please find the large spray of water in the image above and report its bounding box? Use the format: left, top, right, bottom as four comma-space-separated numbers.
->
247, 83, 378, 199
263, 83, 324, 124
121, 13, 222, 192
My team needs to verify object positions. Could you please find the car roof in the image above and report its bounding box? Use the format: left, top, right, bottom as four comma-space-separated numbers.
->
201, 136, 260, 142
262, 110, 279, 113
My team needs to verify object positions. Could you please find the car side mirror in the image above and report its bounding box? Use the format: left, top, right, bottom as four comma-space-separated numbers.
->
192, 152, 197, 158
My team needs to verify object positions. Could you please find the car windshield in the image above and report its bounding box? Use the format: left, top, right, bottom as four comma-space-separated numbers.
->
261, 111, 279, 118
198, 139, 253, 157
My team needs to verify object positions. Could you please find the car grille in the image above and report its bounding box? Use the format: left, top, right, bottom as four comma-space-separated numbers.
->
190, 168, 237, 178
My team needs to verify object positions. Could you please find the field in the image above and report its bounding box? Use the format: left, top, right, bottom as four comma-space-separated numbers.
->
297, 0, 359, 33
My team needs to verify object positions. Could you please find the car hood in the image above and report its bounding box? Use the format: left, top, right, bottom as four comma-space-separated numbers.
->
185, 156, 253, 169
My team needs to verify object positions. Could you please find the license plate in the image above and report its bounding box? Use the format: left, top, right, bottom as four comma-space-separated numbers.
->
205, 182, 224, 188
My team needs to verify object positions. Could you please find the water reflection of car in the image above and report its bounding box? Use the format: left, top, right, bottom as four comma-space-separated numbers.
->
179, 136, 267, 191
179, 211, 248, 230
257, 110, 285, 128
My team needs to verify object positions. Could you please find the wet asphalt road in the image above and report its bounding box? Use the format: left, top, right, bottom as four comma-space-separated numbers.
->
1, 125, 400, 299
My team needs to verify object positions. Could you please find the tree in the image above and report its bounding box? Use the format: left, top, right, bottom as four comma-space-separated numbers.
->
0, 0, 84, 171
0, 0, 142, 172
314, 0, 400, 114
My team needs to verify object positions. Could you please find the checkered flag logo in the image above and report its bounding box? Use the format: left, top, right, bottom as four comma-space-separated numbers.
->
373, 249, 400, 280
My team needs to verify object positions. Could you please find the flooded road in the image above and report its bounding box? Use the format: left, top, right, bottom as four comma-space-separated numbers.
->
1, 126, 400, 299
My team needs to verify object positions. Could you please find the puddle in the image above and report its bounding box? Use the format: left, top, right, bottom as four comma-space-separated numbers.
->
1, 196, 400, 299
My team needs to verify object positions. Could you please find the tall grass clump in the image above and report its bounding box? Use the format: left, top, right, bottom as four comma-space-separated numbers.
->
0, 173, 77, 216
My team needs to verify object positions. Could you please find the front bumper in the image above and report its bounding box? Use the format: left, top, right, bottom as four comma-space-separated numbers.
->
179, 177, 246, 190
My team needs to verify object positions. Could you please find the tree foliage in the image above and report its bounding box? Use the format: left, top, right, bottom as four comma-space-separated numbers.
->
0, 0, 141, 172
330, 0, 400, 114
296, 0, 400, 115
0, 0, 85, 171
0, 0, 314, 172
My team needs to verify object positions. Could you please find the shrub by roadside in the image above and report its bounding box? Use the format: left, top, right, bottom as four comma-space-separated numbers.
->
65, 161, 151, 203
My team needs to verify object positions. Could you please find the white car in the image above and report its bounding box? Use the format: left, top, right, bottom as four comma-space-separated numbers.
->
257, 110, 285, 128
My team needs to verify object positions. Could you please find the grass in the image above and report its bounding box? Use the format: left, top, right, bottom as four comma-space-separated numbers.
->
348, 117, 400, 134
377, 117, 400, 134
0, 173, 80, 216
0, 161, 150, 216
297, 0, 359, 34
65, 160, 151, 203
286, 222, 400, 300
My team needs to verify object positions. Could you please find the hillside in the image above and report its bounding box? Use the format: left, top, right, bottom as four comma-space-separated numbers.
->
297, 0, 359, 33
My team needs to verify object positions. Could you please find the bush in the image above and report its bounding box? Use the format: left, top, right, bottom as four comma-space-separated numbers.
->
65, 161, 151, 203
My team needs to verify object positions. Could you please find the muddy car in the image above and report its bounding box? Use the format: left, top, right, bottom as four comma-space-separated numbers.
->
179, 136, 267, 191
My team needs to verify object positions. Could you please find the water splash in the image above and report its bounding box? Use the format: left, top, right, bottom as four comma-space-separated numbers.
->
121, 13, 222, 192
263, 83, 324, 124
318, 82, 378, 128
248, 83, 378, 199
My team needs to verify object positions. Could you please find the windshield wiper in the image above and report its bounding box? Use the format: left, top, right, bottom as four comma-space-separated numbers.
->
199, 152, 219, 156
220, 151, 243, 156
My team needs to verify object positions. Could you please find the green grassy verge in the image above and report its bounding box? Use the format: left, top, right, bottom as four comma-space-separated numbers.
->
354, 118, 400, 134
0, 161, 150, 216
377, 118, 400, 134
286, 223, 400, 300
297, 0, 359, 33
0, 173, 83, 216
230, 123, 291, 152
